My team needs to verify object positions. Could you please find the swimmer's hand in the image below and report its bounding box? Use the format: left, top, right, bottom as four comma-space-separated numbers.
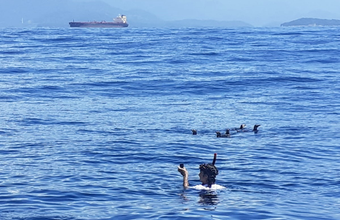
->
178, 165, 189, 188
178, 165, 188, 176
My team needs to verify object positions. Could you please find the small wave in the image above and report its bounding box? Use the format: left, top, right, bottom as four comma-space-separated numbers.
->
0, 50, 24, 55
272, 32, 304, 36
188, 52, 220, 56
0, 67, 30, 74
304, 58, 340, 64
17, 118, 87, 126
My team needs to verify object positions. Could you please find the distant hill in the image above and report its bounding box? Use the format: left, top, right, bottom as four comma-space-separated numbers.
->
0, 0, 251, 28
0, 0, 125, 27
281, 18, 340, 27
167, 19, 252, 28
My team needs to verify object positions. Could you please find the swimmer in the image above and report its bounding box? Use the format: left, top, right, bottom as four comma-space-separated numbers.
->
192, 129, 197, 135
178, 154, 225, 190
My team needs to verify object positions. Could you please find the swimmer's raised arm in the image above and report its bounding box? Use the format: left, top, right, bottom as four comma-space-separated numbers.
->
178, 164, 189, 188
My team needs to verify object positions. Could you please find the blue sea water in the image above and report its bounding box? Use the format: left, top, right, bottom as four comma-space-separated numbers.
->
0, 27, 340, 220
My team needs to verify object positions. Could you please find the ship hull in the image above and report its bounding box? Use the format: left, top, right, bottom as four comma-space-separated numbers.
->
69, 22, 128, 28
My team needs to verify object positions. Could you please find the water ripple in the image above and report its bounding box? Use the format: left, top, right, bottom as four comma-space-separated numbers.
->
0, 27, 339, 220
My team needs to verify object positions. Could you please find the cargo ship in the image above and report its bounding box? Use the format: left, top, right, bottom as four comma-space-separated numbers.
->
69, 15, 128, 28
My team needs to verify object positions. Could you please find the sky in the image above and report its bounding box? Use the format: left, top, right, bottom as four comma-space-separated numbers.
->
99, 0, 340, 26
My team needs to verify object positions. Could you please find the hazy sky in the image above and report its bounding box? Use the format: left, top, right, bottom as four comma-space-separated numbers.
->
100, 0, 340, 26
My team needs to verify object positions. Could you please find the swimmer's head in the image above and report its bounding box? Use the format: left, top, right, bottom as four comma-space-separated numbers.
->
199, 163, 219, 187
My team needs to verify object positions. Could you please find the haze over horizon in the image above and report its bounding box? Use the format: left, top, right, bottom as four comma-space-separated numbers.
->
1, 0, 340, 27
100, 0, 340, 26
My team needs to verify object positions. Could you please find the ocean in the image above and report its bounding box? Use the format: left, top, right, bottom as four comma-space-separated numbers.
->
0, 27, 339, 220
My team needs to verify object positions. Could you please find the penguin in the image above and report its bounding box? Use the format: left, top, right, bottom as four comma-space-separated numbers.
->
253, 124, 261, 133
236, 124, 246, 132
216, 129, 231, 138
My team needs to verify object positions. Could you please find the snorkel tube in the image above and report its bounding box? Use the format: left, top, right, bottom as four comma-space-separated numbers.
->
212, 153, 217, 165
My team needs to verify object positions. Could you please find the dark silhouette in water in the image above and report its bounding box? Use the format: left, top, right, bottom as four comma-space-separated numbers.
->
192, 129, 197, 135
236, 124, 246, 132
216, 129, 230, 138
253, 124, 261, 133
234, 124, 261, 133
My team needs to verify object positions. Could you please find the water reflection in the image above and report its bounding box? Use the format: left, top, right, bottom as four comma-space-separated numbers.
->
180, 190, 219, 206
198, 191, 219, 206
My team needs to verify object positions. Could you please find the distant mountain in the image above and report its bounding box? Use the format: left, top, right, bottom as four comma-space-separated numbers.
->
281, 18, 340, 27
0, 0, 251, 28
166, 19, 252, 28
0, 0, 125, 27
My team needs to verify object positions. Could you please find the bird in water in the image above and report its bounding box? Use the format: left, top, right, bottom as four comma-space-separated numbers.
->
192, 129, 197, 135
236, 124, 246, 132
216, 129, 231, 138
252, 124, 261, 133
